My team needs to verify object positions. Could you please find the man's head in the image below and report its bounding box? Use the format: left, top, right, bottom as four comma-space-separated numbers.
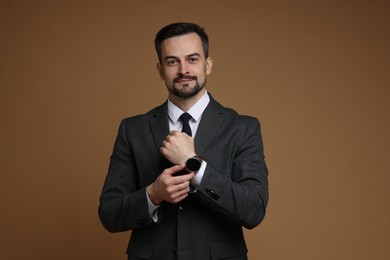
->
155, 22, 209, 64
155, 22, 213, 100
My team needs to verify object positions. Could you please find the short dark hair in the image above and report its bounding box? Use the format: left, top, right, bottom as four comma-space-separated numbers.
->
155, 22, 209, 63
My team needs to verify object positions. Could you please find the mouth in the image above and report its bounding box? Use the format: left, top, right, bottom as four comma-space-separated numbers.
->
173, 75, 197, 83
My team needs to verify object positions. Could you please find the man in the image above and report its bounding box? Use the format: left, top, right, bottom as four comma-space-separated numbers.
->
99, 22, 269, 260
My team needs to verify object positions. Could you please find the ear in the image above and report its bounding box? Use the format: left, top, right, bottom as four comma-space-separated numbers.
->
206, 57, 213, 75
156, 63, 165, 80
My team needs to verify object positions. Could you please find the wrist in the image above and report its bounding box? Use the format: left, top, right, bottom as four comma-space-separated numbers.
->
146, 184, 162, 205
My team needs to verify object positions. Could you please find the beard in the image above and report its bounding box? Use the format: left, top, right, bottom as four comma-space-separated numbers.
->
169, 75, 207, 99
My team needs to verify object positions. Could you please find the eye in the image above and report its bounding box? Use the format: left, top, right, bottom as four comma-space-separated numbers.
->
188, 57, 198, 64
166, 59, 178, 66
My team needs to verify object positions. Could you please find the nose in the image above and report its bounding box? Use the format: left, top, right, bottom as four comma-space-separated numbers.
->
178, 62, 189, 75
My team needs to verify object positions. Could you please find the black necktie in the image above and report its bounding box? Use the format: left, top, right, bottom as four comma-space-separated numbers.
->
179, 112, 192, 137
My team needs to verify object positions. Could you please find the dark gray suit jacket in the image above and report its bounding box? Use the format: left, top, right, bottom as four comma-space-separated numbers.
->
99, 96, 269, 260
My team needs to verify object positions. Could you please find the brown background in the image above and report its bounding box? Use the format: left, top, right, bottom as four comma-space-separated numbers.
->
1, 0, 389, 259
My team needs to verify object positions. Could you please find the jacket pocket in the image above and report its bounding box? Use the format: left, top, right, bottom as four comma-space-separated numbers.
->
210, 240, 247, 259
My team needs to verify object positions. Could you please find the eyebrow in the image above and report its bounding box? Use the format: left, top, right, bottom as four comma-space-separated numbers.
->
164, 52, 201, 61
187, 52, 201, 58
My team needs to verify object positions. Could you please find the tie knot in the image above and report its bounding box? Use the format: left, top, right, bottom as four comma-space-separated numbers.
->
179, 112, 192, 123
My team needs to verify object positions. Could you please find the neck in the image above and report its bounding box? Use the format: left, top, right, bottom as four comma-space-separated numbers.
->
168, 89, 206, 112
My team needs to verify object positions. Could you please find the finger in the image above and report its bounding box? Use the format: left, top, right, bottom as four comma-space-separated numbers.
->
175, 181, 191, 192
163, 164, 186, 176
171, 193, 189, 204
174, 172, 195, 183
169, 131, 188, 139
159, 145, 166, 155
170, 187, 191, 203
167, 181, 190, 195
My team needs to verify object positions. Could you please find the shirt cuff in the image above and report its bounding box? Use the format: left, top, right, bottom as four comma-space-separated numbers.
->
191, 160, 207, 189
146, 190, 160, 222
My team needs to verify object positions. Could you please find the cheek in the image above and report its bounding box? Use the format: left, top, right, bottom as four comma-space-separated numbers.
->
164, 71, 174, 81
164, 67, 177, 77
160, 68, 173, 80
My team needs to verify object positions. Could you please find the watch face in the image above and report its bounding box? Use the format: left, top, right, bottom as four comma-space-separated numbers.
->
187, 158, 201, 172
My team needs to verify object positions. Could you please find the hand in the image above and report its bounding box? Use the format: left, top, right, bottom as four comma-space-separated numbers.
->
147, 164, 195, 205
160, 131, 196, 165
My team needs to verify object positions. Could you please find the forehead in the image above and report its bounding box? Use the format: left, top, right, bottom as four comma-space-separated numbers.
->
161, 33, 204, 58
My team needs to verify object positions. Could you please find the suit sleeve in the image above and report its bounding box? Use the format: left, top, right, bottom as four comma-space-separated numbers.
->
191, 117, 269, 229
98, 119, 157, 233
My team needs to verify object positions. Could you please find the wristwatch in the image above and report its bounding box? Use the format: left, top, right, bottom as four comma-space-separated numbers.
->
185, 155, 202, 173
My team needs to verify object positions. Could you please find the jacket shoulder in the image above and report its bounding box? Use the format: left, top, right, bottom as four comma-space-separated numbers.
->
217, 103, 259, 123
209, 96, 259, 121
120, 103, 166, 124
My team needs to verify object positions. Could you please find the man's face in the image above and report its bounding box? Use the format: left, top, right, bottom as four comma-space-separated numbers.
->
157, 33, 213, 99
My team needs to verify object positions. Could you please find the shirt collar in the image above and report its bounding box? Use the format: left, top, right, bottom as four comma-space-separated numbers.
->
167, 91, 210, 124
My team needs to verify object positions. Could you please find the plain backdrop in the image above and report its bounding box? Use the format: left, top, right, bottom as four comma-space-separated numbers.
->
1, 0, 389, 259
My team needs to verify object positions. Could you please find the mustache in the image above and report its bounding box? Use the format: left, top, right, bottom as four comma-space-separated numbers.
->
173, 75, 197, 82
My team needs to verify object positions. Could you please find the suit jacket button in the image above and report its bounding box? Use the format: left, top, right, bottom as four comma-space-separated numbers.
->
206, 189, 219, 200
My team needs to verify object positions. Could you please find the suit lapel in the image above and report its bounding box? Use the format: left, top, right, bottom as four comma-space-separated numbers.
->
195, 97, 225, 155
150, 102, 170, 153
